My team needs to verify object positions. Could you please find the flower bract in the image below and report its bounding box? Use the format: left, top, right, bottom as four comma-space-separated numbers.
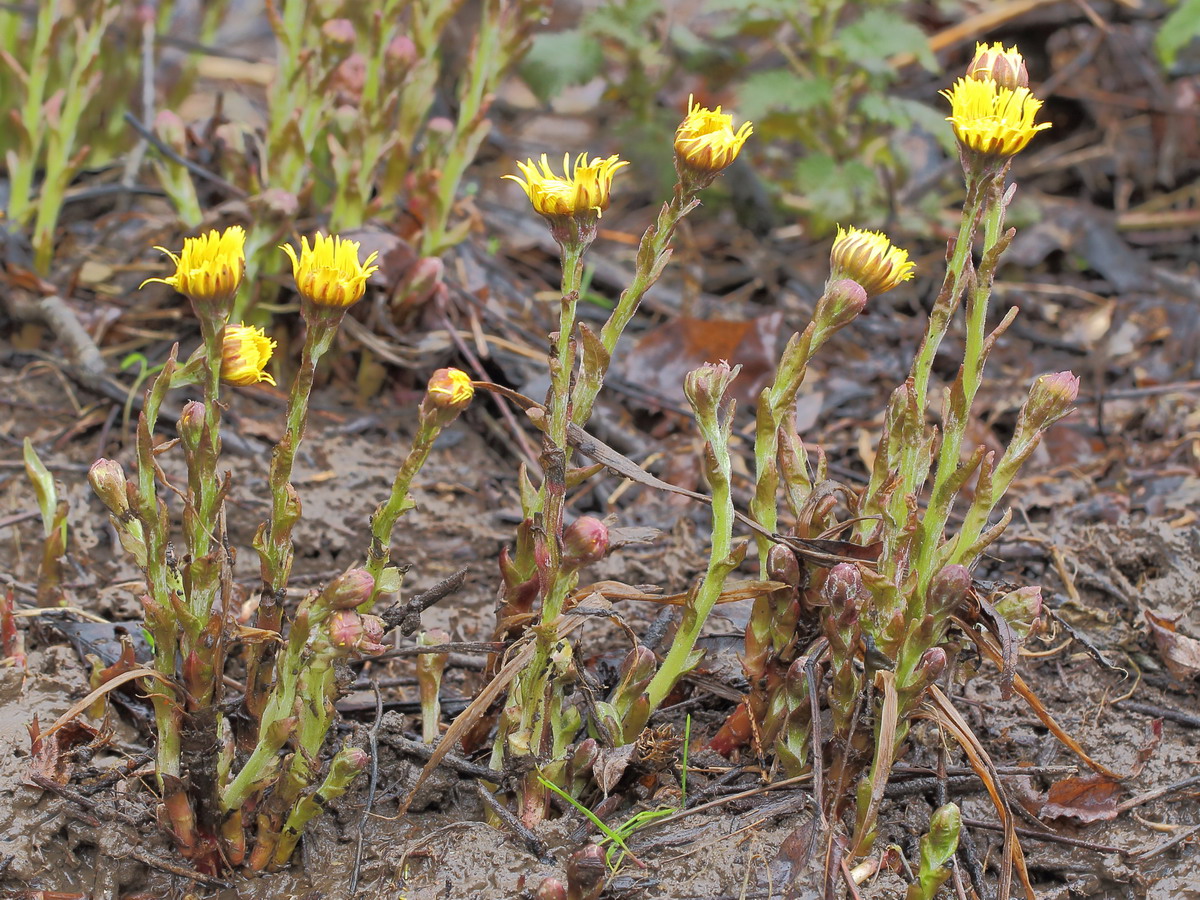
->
504, 153, 628, 219
220, 324, 276, 386
281, 233, 379, 309
941, 76, 1050, 158
142, 225, 246, 307
674, 96, 753, 176
829, 226, 914, 298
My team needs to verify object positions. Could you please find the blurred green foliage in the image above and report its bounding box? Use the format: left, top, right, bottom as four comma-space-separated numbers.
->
1155, 0, 1200, 67
521, 0, 953, 232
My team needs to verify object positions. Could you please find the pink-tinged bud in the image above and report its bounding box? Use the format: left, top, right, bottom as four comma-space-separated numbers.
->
335, 746, 370, 772
427, 116, 454, 136
386, 35, 417, 67
993, 585, 1043, 640
965, 42, 1029, 90
566, 844, 606, 900
399, 256, 444, 309
1024, 371, 1080, 430
332, 53, 366, 99
822, 563, 863, 617
324, 568, 375, 609
328, 611, 389, 656
767, 544, 801, 588
926, 565, 971, 617
424, 367, 474, 416
918, 646, 947, 682
563, 516, 609, 570
320, 18, 356, 46
684, 360, 739, 419
536, 878, 568, 900
178, 401, 205, 454
570, 737, 599, 774
88, 458, 130, 517
813, 277, 868, 331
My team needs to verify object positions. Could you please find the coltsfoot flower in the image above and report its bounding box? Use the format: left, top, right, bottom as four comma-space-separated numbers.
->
966, 41, 1028, 90
504, 153, 628, 220
142, 225, 246, 309
829, 226, 915, 298
426, 367, 474, 410
220, 324, 276, 386
281, 233, 379, 309
941, 76, 1050, 158
674, 95, 753, 182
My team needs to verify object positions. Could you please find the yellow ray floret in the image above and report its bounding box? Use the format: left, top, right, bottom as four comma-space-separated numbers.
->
281, 233, 379, 308
830, 226, 915, 298
941, 76, 1051, 158
427, 367, 474, 409
674, 96, 753, 175
504, 153, 628, 218
966, 42, 1028, 90
220, 323, 276, 386
142, 225, 246, 304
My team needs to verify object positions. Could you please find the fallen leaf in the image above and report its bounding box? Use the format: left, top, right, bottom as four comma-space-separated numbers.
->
1144, 609, 1200, 680
593, 743, 637, 795
1041, 773, 1123, 823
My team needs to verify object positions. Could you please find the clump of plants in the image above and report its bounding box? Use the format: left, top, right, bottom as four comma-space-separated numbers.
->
470, 42, 1070, 895
84, 228, 473, 871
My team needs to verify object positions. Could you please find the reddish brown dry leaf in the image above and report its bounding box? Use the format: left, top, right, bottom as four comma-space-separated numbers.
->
1041, 773, 1124, 823
594, 743, 637, 795
27, 716, 98, 785
1144, 610, 1200, 681
623, 312, 783, 408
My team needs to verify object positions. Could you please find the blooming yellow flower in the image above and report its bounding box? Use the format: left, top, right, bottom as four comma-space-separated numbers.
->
941, 76, 1050, 158
142, 225, 246, 306
829, 226, 914, 298
280, 233, 379, 309
426, 367, 474, 410
220, 324, 276, 386
674, 96, 753, 176
504, 153, 628, 219
965, 41, 1028, 90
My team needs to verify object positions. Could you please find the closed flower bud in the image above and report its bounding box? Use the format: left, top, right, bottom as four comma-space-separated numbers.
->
562, 516, 609, 569
993, 585, 1043, 640
566, 845, 606, 900
822, 562, 863, 617
926, 565, 971, 617
1023, 370, 1080, 430
330, 746, 370, 777
178, 400, 205, 454
683, 360, 739, 421
153, 110, 188, 154
88, 458, 129, 518
918, 646, 947, 682
399, 256, 444, 309
220, 323, 276, 386
386, 34, 416, 67
536, 879, 567, 900
321, 18, 356, 47
813, 277, 869, 331
323, 568, 375, 609
328, 610, 388, 656
966, 42, 1028, 90
767, 544, 801, 589
829, 226, 914, 299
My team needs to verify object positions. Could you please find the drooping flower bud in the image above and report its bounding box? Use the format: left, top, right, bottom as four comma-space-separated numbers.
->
562, 516, 609, 570
328, 610, 389, 656
322, 568, 375, 609
828, 226, 914, 299
178, 400, 205, 454
88, 458, 130, 518
220, 323, 276, 386
917, 646, 947, 683
966, 42, 1029, 90
565, 844, 607, 900
424, 367, 474, 416
767, 544, 801, 588
813, 277, 869, 331
535, 879, 567, 900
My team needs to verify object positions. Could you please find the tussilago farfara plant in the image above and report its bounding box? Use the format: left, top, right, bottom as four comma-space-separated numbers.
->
88, 227, 473, 870
492, 45, 1072, 892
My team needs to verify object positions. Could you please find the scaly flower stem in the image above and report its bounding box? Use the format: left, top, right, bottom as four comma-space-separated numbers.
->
571, 186, 698, 428
644, 394, 735, 712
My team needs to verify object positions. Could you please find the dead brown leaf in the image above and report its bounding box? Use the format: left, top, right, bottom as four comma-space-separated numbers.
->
1144, 610, 1200, 680
1041, 773, 1123, 823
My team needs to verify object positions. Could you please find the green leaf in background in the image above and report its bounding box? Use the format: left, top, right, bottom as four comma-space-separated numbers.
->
791, 152, 879, 229
520, 30, 605, 103
22, 438, 58, 539
1155, 0, 1200, 67
837, 9, 938, 76
738, 69, 833, 121
858, 94, 957, 153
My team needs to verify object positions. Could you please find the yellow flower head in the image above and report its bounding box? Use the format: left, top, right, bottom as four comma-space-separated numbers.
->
966, 41, 1028, 91
281, 233, 379, 309
221, 323, 276, 386
504, 153, 628, 219
426, 367, 474, 411
941, 76, 1051, 158
674, 96, 753, 176
142, 225, 246, 306
830, 226, 915, 298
